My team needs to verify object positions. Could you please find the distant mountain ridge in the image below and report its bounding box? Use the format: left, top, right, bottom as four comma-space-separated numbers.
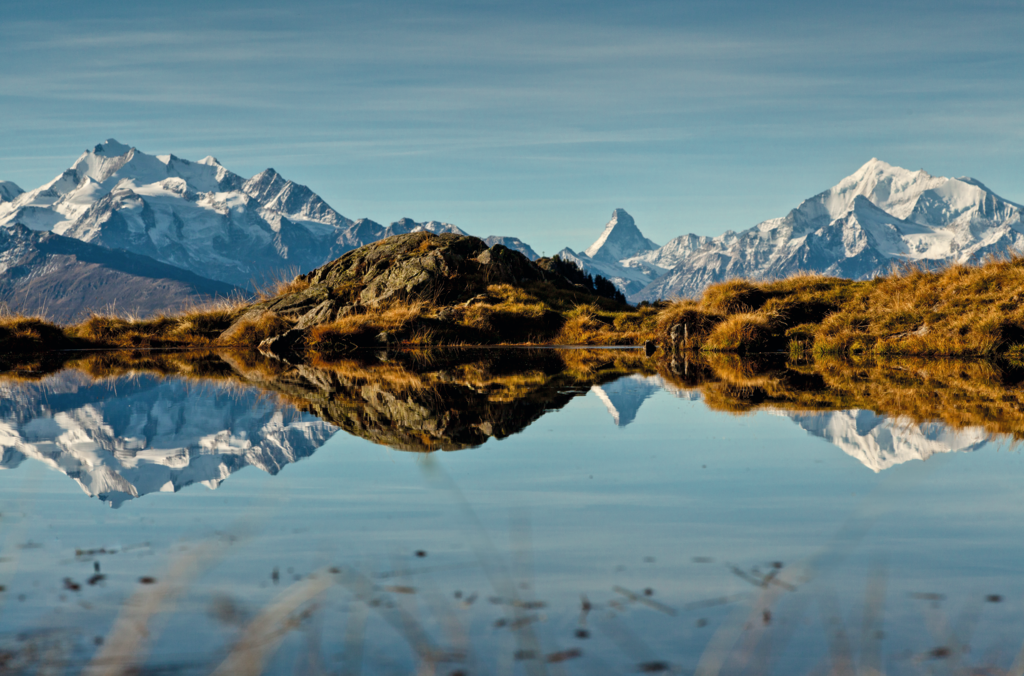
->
0, 140, 482, 292
559, 160, 1024, 301
5, 144, 1023, 312
0, 223, 240, 322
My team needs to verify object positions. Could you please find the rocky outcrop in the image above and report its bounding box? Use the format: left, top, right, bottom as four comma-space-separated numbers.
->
216, 232, 621, 357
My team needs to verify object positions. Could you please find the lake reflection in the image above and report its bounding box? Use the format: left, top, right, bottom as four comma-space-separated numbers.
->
0, 349, 1023, 674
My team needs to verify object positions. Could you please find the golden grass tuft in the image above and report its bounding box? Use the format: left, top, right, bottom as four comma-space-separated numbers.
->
0, 313, 72, 354
307, 303, 426, 356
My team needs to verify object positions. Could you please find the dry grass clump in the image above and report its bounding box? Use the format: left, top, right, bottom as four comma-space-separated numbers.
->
813, 259, 1024, 357
0, 313, 72, 354
66, 300, 245, 348
656, 274, 860, 354
656, 259, 1024, 357
553, 303, 658, 346
307, 303, 427, 357
221, 312, 294, 347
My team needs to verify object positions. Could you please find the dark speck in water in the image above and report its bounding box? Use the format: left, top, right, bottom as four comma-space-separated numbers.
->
574, 628, 590, 639
929, 646, 951, 659
639, 661, 671, 672
987, 594, 1003, 603
696, 618, 708, 628
545, 648, 581, 663
644, 588, 654, 596
415, 550, 427, 558
87, 574, 105, 586
63, 578, 81, 592
138, 576, 156, 585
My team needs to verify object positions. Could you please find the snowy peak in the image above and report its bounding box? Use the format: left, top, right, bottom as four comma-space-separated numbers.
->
584, 208, 659, 262
630, 159, 1024, 302
483, 236, 539, 261
820, 158, 1022, 228
242, 168, 349, 226
384, 218, 466, 237
242, 168, 287, 203
91, 138, 131, 157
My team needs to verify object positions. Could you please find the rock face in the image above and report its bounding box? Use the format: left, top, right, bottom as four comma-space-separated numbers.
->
0, 223, 240, 322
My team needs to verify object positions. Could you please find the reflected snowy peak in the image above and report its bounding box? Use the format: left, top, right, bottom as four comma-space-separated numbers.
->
0, 371, 337, 506
592, 374, 700, 426
781, 409, 992, 472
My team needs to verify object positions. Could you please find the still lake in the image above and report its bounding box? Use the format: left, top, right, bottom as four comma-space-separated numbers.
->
1, 349, 1022, 675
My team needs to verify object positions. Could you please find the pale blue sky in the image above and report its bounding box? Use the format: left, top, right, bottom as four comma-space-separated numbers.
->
2, 0, 1022, 255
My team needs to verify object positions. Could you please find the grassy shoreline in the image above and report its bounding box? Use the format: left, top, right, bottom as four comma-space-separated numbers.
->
4, 256, 1024, 359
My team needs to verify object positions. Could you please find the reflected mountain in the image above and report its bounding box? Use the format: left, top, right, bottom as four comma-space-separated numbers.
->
0, 371, 337, 506
781, 410, 992, 472
592, 374, 700, 426
2, 349, 1023, 500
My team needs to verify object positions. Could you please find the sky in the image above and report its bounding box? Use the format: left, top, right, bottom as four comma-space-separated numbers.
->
2, 0, 1023, 256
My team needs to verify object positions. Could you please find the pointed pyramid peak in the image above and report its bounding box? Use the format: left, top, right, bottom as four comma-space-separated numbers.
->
198, 156, 222, 167
584, 208, 658, 261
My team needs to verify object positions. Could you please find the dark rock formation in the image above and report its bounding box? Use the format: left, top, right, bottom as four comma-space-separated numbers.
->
221, 232, 626, 355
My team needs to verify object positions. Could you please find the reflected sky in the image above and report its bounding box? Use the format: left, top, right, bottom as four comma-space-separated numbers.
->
0, 362, 1023, 673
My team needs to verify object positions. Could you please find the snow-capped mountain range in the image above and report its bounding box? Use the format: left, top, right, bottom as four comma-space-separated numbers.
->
561, 160, 1024, 301
0, 140, 471, 290
2, 143, 1022, 311
0, 371, 337, 507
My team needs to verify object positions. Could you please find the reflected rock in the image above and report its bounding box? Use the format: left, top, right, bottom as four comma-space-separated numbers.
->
225, 349, 645, 451
0, 371, 337, 506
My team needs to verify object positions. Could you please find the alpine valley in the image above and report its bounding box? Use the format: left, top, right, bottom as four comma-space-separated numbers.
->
2, 142, 1023, 320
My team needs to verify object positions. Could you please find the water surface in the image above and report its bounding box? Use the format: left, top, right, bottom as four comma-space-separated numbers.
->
1, 349, 1022, 675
